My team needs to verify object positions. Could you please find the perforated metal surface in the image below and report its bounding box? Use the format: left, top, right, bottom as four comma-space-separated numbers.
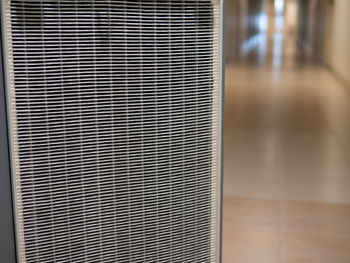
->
3, 0, 222, 262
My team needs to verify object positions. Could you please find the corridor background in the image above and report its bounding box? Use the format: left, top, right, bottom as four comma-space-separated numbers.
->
223, 0, 350, 262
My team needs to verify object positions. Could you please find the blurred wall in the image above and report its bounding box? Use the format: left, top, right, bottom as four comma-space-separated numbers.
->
297, 0, 328, 61
225, 0, 264, 63
329, 0, 350, 85
297, 0, 350, 85
225, 0, 246, 62
285, 0, 298, 34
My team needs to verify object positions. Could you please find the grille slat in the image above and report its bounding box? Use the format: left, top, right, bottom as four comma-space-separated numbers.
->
5, 0, 221, 262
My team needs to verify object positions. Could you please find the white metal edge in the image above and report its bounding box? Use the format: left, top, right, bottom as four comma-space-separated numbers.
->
216, 1, 224, 262
210, 0, 223, 262
1, 1, 25, 263
215, 1, 224, 262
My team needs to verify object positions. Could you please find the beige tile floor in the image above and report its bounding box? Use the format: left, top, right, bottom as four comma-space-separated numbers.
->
223, 34, 350, 262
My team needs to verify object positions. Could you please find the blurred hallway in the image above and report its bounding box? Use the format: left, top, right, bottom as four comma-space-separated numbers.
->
223, 0, 350, 262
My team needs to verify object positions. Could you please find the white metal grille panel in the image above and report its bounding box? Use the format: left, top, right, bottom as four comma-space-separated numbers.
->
4, 0, 222, 262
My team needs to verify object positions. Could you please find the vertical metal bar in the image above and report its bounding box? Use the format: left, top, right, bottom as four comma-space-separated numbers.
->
1, 0, 23, 262
0, 1, 17, 261
217, 1, 225, 262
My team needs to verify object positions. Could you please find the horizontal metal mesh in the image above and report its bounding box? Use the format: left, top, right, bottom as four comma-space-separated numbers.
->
5, 0, 220, 262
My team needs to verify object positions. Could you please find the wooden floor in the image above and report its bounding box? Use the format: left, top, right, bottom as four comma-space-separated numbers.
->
223, 34, 350, 263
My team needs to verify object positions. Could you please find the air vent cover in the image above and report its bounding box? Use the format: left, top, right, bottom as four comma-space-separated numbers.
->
2, 0, 223, 262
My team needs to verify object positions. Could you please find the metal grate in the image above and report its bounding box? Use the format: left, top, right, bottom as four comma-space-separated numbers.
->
4, 0, 221, 262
